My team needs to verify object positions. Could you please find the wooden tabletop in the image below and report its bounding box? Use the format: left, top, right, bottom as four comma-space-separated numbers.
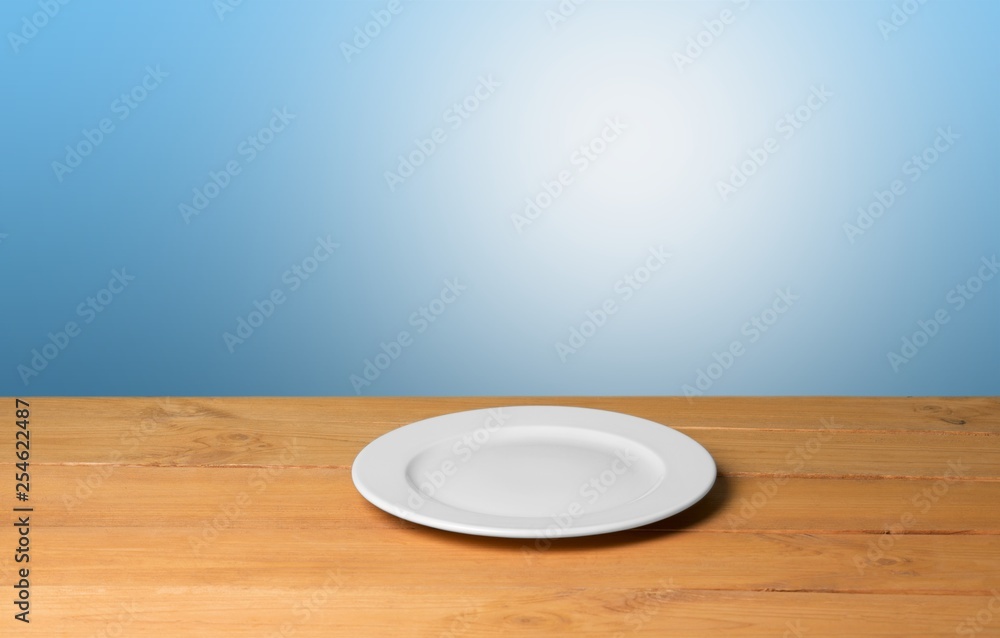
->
3, 397, 999, 636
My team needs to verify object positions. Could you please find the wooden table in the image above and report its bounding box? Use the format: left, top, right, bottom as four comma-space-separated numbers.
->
3, 397, 999, 636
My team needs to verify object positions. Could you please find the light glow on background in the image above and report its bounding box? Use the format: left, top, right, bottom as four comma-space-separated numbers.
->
1, 0, 997, 396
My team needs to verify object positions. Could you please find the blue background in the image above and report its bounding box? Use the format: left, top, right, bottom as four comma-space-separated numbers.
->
2, 0, 997, 396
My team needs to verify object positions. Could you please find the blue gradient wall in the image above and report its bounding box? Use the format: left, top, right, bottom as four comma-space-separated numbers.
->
2, 0, 997, 396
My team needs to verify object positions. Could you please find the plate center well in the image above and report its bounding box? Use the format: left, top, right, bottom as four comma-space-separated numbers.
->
405, 425, 666, 518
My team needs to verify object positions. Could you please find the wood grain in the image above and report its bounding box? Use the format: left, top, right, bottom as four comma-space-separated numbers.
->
28, 588, 1000, 637
1, 397, 998, 636
17, 466, 1000, 533
22, 398, 1000, 477
27, 396, 1000, 432
26, 527, 1000, 593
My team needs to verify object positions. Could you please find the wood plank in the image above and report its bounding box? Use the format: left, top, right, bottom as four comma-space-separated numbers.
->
14, 466, 1000, 534
16, 425, 1000, 480
6, 398, 998, 477
20, 527, 1000, 594
17, 396, 1000, 432
696, 429, 999, 479
20, 587, 1000, 637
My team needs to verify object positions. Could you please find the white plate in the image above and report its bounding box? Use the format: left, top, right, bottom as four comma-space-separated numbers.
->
351, 406, 716, 538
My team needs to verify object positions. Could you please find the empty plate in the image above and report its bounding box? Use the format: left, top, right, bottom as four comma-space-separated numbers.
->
351, 405, 716, 538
